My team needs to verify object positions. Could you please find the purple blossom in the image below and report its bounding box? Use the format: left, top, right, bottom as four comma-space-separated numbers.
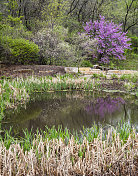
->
83, 16, 131, 63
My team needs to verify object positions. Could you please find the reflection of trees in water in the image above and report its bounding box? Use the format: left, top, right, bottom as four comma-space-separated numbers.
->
4, 92, 138, 136
85, 96, 125, 118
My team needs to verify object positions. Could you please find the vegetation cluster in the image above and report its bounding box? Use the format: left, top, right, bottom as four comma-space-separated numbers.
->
0, 74, 137, 176
0, 73, 138, 121
0, 1, 138, 174
0, 123, 137, 175
0, 0, 137, 69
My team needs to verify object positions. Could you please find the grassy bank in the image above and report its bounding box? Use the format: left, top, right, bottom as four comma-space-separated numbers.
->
0, 123, 137, 175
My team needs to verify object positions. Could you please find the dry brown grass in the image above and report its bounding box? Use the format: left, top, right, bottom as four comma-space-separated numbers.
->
0, 130, 137, 176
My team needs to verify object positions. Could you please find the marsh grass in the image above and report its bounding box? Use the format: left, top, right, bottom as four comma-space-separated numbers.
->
0, 124, 137, 175
91, 73, 107, 79
111, 73, 119, 79
0, 75, 100, 119
0, 73, 137, 175
120, 73, 138, 83
0, 74, 137, 122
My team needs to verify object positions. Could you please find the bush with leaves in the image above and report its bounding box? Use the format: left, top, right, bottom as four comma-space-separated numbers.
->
118, 34, 138, 70
65, 32, 97, 65
126, 34, 138, 54
83, 16, 131, 64
0, 36, 39, 64
78, 33, 97, 60
33, 28, 81, 66
0, 15, 38, 64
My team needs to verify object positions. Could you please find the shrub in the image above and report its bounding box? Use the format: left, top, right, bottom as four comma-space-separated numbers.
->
0, 18, 37, 64
83, 16, 131, 64
127, 34, 138, 54
0, 36, 39, 64
65, 32, 97, 65
75, 33, 97, 60
81, 60, 93, 67
33, 28, 80, 66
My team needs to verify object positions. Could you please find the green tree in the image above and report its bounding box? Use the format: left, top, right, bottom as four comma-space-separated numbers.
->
42, 0, 69, 29
101, 0, 138, 33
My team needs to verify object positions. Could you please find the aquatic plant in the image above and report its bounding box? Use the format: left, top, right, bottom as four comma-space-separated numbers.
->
111, 73, 118, 79
0, 124, 137, 175
120, 73, 138, 83
0, 76, 96, 111
0, 75, 137, 175
0, 74, 137, 125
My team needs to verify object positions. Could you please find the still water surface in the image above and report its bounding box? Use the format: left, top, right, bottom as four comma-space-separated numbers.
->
3, 91, 138, 135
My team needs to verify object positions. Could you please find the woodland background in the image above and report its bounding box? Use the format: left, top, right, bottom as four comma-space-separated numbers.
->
0, 0, 137, 69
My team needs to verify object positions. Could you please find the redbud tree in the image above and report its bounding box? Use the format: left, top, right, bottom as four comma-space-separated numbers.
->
83, 16, 131, 64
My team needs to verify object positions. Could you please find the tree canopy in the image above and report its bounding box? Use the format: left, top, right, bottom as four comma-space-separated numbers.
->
0, 0, 137, 67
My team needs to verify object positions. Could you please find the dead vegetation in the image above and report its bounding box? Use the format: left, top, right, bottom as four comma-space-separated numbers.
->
0, 129, 137, 176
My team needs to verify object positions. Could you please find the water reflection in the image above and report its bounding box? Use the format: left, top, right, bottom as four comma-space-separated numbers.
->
2, 91, 138, 136
85, 97, 125, 118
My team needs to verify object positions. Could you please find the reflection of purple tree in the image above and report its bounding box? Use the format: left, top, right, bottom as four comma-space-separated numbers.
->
85, 96, 125, 118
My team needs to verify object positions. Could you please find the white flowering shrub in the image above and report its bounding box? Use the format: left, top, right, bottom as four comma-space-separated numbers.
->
33, 27, 97, 66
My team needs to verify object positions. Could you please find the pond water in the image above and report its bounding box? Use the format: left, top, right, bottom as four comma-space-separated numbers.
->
2, 91, 138, 136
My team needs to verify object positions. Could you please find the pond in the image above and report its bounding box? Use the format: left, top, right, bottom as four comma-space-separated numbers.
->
2, 91, 138, 136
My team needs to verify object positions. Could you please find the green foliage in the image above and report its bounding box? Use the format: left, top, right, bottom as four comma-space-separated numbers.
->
0, 122, 135, 150
0, 14, 36, 64
0, 18, 33, 39
80, 124, 100, 143
0, 127, 15, 150
64, 17, 83, 34
0, 13, 3, 21
0, 36, 39, 64
53, 25, 68, 40
101, 0, 137, 33
126, 34, 138, 54
7, 15, 23, 26
91, 73, 106, 79
116, 122, 134, 143
120, 74, 138, 83
115, 55, 138, 70
111, 74, 118, 79
21, 129, 34, 152
130, 35, 138, 53
7, 0, 18, 11
115, 34, 138, 70
42, 0, 68, 29
81, 60, 93, 67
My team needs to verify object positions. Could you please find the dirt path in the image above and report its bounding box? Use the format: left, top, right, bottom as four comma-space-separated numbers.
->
0, 65, 65, 78
0, 64, 137, 92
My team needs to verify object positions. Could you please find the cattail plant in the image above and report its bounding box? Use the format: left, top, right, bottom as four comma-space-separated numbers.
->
0, 124, 137, 175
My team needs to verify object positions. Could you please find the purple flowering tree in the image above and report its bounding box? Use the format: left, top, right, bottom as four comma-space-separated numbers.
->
83, 16, 131, 64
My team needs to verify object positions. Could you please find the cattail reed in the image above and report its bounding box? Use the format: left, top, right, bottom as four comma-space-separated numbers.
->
0, 125, 137, 175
